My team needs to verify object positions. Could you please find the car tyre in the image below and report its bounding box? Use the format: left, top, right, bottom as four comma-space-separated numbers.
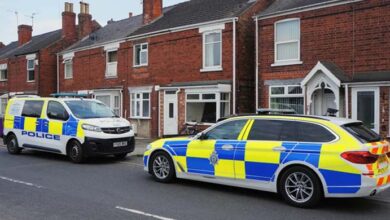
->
114, 153, 128, 160
279, 166, 323, 208
68, 140, 84, 163
6, 134, 22, 155
150, 151, 175, 183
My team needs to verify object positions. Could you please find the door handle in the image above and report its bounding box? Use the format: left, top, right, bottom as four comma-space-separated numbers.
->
221, 144, 234, 151
273, 146, 286, 152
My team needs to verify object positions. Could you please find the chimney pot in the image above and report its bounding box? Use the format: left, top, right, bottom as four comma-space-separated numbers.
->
78, 2, 93, 39
18, 25, 33, 46
62, 2, 77, 41
0, 42, 5, 48
129, 12, 133, 18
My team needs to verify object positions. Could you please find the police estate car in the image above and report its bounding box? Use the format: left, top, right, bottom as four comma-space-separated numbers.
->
3, 97, 135, 163
144, 115, 390, 207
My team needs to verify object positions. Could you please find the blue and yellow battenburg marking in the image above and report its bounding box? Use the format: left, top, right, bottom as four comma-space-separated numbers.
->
145, 138, 366, 194
6, 114, 84, 140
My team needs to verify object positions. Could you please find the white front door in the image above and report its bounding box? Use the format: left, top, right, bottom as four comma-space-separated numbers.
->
95, 91, 121, 116
164, 91, 178, 135
352, 87, 380, 133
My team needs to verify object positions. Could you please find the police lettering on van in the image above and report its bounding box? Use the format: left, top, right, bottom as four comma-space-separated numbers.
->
3, 97, 135, 163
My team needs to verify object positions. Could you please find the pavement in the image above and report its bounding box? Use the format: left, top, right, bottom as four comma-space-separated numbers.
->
0, 139, 389, 220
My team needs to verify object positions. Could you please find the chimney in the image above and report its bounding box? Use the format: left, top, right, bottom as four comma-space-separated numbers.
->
18, 25, 33, 46
0, 42, 4, 49
129, 12, 133, 18
62, 2, 77, 41
78, 2, 93, 39
143, 0, 163, 24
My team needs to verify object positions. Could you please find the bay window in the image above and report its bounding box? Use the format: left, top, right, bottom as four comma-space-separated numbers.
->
270, 85, 304, 114
273, 18, 301, 66
186, 92, 230, 123
131, 92, 150, 118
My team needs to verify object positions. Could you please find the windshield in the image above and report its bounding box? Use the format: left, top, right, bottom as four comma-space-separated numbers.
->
65, 100, 118, 119
343, 122, 381, 143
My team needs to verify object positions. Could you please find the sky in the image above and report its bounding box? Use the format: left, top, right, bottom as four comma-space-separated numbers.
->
0, 0, 188, 45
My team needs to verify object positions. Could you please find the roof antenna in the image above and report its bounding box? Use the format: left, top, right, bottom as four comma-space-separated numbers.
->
7, 10, 19, 26
25, 13, 38, 28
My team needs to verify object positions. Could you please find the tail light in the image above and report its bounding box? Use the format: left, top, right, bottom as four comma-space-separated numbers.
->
387, 152, 390, 158
341, 151, 379, 164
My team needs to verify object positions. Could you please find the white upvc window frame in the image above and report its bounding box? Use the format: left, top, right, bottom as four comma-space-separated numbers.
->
185, 91, 230, 124
0, 64, 7, 81
269, 85, 304, 114
130, 91, 151, 119
64, 59, 73, 79
133, 43, 148, 67
106, 49, 118, 78
0, 97, 8, 116
272, 18, 302, 67
201, 30, 223, 72
27, 59, 35, 82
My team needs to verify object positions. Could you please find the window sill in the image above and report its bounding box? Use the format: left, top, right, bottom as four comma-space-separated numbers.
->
0, 79, 8, 82
133, 64, 148, 68
105, 75, 118, 79
271, 61, 303, 67
27, 80, 36, 83
64, 77, 73, 80
200, 67, 223, 72
130, 117, 151, 120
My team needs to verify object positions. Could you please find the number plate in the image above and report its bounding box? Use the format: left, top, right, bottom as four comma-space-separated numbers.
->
113, 141, 128, 148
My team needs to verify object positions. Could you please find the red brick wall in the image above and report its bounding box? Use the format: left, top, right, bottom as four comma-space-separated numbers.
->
257, 0, 390, 107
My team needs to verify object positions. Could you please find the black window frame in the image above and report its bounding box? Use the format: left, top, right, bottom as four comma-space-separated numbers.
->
47, 101, 69, 121
247, 119, 337, 143
22, 100, 44, 118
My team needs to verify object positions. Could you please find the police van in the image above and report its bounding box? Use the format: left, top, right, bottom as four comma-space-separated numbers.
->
3, 97, 135, 163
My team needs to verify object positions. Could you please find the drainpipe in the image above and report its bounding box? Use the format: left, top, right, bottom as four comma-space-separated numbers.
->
232, 18, 237, 115
56, 54, 60, 93
255, 17, 259, 111
345, 84, 349, 118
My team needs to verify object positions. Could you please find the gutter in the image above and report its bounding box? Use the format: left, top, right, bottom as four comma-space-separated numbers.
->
60, 17, 237, 55
254, 0, 363, 20
56, 54, 59, 93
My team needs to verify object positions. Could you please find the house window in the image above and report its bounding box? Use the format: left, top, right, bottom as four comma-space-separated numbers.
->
134, 43, 148, 67
186, 92, 230, 124
64, 59, 73, 79
274, 19, 301, 65
202, 31, 222, 71
131, 92, 150, 118
27, 59, 35, 82
0, 69, 7, 81
0, 98, 8, 116
270, 85, 304, 114
106, 50, 118, 77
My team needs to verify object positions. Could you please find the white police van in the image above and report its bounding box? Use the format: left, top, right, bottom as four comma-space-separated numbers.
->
3, 97, 135, 163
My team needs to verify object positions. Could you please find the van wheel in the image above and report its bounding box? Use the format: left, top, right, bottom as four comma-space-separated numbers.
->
7, 134, 22, 155
68, 140, 84, 163
114, 153, 128, 160
279, 166, 323, 208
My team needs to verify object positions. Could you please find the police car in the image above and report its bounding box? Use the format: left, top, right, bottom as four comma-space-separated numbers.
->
143, 114, 390, 207
3, 97, 135, 163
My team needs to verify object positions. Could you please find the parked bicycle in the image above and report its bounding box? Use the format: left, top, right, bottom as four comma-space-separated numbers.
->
180, 121, 200, 136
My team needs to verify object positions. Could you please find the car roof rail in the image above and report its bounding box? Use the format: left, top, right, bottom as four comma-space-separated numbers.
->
257, 108, 296, 115
12, 95, 40, 98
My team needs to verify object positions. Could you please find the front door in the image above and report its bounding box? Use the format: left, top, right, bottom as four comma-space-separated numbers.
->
163, 91, 178, 136
352, 87, 379, 133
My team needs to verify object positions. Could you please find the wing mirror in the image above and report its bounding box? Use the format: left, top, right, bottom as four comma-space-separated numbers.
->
197, 132, 208, 140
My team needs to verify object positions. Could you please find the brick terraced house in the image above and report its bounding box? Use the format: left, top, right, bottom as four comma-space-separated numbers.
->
0, 2, 98, 116
255, 0, 390, 137
59, 0, 273, 138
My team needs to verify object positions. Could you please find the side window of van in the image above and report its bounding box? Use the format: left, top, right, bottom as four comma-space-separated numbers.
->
22, 101, 44, 118
47, 101, 69, 121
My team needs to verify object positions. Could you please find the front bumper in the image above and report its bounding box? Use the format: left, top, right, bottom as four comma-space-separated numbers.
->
82, 136, 135, 157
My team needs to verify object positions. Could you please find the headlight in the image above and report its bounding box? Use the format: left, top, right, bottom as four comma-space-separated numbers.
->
146, 144, 152, 150
82, 124, 102, 132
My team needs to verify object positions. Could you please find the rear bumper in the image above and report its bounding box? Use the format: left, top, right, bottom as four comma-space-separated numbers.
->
82, 136, 135, 157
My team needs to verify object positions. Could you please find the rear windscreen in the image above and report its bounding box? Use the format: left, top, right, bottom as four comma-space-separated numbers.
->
343, 122, 381, 143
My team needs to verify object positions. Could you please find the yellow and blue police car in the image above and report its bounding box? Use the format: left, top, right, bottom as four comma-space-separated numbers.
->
3, 97, 135, 163
144, 114, 390, 207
